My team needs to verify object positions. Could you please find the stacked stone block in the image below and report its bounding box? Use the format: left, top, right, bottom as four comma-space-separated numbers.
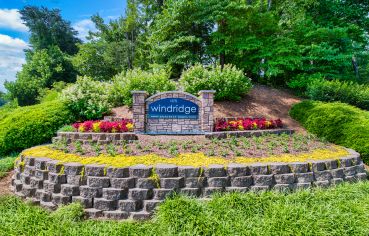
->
198, 90, 215, 133
132, 91, 149, 133
12, 149, 368, 221
53, 132, 137, 145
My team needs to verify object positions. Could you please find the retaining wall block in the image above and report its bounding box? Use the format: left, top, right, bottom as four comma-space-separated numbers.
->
107, 167, 129, 178
295, 172, 314, 183
48, 173, 67, 184
313, 181, 330, 188
130, 211, 152, 221
41, 201, 57, 211
207, 177, 230, 188
80, 186, 103, 198
155, 164, 178, 178
273, 184, 295, 192
136, 178, 157, 189
22, 185, 36, 197
72, 196, 93, 208
34, 170, 49, 180
184, 177, 207, 188
30, 177, 43, 189
35, 158, 51, 170
269, 163, 290, 175
289, 162, 309, 173
203, 187, 224, 197
103, 188, 127, 200
61, 184, 80, 196
118, 199, 142, 212
340, 158, 353, 168
344, 166, 357, 176
204, 164, 226, 177
94, 198, 117, 211
43, 181, 61, 194
295, 183, 311, 190
178, 166, 201, 177
231, 176, 253, 187
51, 193, 71, 206
20, 173, 31, 184
110, 178, 135, 189
25, 157, 35, 166
87, 176, 110, 188
103, 210, 129, 220
227, 163, 250, 177
23, 166, 35, 176
274, 173, 295, 184
84, 209, 103, 219
85, 164, 106, 176
153, 189, 175, 200
129, 165, 152, 178
314, 170, 332, 181
356, 173, 368, 181
310, 161, 326, 172
160, 177, 184, 189
67, 175, 87, 186
331, 168, 344, 179
180, 188, 201, 197
46, 160, 63, 173
129, 188, 152, 200
64, 163, 84, 176
143, 200, 162, 212
325, 160, 338, 170
253, 175, 274, 186
251, 186, 269, 192
249, 164, 269, 175
225, 187, 249, 193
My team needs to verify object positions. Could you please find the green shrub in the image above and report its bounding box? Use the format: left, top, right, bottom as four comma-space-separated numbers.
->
307, 79, 369, 110
110, 68, 176, 106
51, 203, 84, 222
0, 155, 17, 178
179, 64, 252, 101
290, 101, 369, 163
61, 76, 113, 120
0, 100, 75, 155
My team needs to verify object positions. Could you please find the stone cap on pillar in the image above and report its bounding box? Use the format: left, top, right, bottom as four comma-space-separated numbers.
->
198, 90, 216, 95
131, 90, 149, 95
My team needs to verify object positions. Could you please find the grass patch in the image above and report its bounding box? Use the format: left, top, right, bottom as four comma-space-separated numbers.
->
0, 154, 17, 178
1, 181, 369, 235
21, 145, 349, 167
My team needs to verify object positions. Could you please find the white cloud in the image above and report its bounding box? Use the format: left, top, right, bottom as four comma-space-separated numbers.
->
0, 9, 28, 32
72, 19, 96, 41
0, 34, 28, 92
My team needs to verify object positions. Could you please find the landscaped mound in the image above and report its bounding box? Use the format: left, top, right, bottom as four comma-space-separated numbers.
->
37, 134, 348, 166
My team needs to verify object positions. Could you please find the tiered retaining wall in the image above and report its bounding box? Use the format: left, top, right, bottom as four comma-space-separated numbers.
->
53, 132, 138, 145
11, 149, 367, 220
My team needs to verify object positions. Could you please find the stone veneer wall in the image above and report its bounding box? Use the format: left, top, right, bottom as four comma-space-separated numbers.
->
53, 132, 138, 145
11, 149, 367, 221
132, 90, 215, 134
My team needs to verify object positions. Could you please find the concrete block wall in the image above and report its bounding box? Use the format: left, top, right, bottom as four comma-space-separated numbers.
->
11, 149, 367, 220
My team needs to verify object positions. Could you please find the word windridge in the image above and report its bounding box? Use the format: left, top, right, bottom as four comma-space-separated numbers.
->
150, 104, 197, 115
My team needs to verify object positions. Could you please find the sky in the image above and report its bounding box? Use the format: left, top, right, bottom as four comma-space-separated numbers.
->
0, 0, 127, 92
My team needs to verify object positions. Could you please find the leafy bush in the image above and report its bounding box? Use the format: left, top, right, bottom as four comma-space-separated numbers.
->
180, 64, 252, 101
61, 76, 113, 120
110, 68, 176, 106
0, 155, 17, 178
307, 79, 369, 110
290, 101, 369, 163
0, 100, 75, 155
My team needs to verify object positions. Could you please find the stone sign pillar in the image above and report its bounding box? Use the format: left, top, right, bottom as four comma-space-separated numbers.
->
131, 91, 148, 133
199, 90, 215, 133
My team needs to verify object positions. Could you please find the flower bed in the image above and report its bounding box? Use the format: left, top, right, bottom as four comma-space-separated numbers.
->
214, 118, 283, 132
70, 119, 134, 133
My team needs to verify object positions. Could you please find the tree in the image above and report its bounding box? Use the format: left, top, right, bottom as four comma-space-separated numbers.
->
0, 91, 6, 107
5, 46, 76, 106
20, 6, 81, 55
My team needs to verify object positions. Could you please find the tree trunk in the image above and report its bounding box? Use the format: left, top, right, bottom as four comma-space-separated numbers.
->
268, 0, 272, 10
352, 56, 360, 80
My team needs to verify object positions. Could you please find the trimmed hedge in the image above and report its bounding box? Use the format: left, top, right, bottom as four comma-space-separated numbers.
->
290, 101, 369, 163
307, 79, 369, 110
0, 100, 75, 155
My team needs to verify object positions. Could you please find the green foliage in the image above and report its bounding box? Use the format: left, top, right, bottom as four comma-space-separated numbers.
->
111, 68, 176, 106
0, 100, 75, 155
20, 6, 81, 55
307, 79, 369, 110
58, 125, 75, 132
51, 203, 84, 222
180, 64, 252, 101
2, 182, 369, 234
61, 76, 113, 120
0, 154, 17, 178
37, 81, 67, 103
290, 101, 369, 163
5, 46, 76, 106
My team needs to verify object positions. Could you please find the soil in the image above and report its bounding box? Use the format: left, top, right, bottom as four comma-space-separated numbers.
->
0, 172, 12, 196
111, 85, 304, 132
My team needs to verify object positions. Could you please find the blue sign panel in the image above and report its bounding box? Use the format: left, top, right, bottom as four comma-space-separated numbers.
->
148, 98, 199, 119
